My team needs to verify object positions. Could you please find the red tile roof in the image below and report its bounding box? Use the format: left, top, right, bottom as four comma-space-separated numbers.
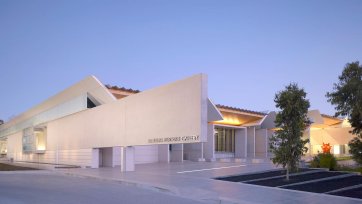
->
321, 113, 342, 120
105, 85, 140, 94
216, 104, 267, 116
105, 84, 266, 116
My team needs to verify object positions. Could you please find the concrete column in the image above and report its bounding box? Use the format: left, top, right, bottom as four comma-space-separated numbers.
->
113, 146, 122, 167
204, 124, 215, 161
245, 128, 248, 158
170, 144, 183, 162
199, 143, 205, 161
91, 148, 99, 168
55, 147, 59, 165
121, 146, 135, 172
235, 128, 246, 158
254, 127, 256, 158
265, 130, 268, 158
158, 144, 170, 163
247, 127, 256, 158
308, 128, 312, 156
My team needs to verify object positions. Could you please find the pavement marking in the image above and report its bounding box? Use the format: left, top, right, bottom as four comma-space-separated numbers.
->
177, 165, 246, 174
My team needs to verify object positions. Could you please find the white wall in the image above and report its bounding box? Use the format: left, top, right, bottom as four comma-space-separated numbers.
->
310, 127, 354, 145
158, 144, 169, 163
134, 145, 159, 164
310, 127, 354, 155
170, 144, 183, 162
6, 129, 93, 167
0, 76, 115, 138
255, 129, 267, 157
235, 129, 246, 158
5, 75, 209, 167
247, 127, 255, 157
113, 146, 121, 166
204, 124, 215, 160
183, 143, 202, 161
46, 74, 207, 153
6, 131, 22, 162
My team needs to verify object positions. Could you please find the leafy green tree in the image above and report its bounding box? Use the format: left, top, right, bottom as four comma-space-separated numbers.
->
270, 83, 310, 180
326, 61, 362, 164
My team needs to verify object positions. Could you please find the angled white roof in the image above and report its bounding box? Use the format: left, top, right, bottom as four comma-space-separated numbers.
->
207, 98, 223, 122
308, 110, 324, 124
0, 76, 115, 131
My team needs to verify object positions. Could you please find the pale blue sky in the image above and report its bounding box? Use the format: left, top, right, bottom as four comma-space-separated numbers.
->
1, 0, 362, 121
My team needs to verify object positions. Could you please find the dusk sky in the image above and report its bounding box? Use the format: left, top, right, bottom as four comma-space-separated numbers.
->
1, 1, 362, 121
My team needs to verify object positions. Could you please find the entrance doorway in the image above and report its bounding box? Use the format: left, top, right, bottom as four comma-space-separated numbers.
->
99, 147, 114, 167
214, 127, 235, 158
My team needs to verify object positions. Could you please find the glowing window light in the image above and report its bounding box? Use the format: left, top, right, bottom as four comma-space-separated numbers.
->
36, 145, 46, 151
213, 117, 242, 126
333, 145, 340, 155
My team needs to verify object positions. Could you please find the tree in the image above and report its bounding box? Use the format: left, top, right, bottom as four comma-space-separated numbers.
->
326, 61, 362, 164
270, 83, 310, 180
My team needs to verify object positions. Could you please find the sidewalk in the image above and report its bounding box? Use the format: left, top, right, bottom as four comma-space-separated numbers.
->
54, 161, 359, 204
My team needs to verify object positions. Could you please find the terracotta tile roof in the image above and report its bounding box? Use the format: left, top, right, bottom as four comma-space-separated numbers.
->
104, 85, 266, 117
321, 113, 342, 120
216, 104, 267, 116
105, 85, 141, 94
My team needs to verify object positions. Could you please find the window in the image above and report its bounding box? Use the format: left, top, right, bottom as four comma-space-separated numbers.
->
22, 127, 47, 153
214, 127, 235, 153
0, 139, 7, 154
87, 97, 97, 108
22, 128, 34, 152
34, 128, 46, 151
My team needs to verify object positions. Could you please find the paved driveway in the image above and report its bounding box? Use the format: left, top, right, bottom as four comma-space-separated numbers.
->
57, 161, 359, 204
2, 161, 360, 204
0, 171, 204, 204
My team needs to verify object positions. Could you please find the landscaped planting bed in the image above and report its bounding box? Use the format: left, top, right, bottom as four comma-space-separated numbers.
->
0, 163, 38, 171
216, 168, 362, 200
216, 168, 312, 182
283, 175, 362, 193
245, 171, 347, 187
329, 186, 362, 199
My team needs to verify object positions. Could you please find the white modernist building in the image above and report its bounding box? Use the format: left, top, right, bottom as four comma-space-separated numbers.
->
0, 74, 353, 171
0, 74, 276, 171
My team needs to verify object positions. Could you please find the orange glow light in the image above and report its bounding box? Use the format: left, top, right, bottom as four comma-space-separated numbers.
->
321, 143, 332, 153
213, 117, 242, 126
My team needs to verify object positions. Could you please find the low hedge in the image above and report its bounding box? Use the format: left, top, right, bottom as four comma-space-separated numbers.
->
310, 153, 337, 170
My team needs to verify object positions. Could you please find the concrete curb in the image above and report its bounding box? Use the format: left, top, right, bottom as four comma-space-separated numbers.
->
277, 173, 354, 188
243, 169, 325, 183
238, 181, 362, 203
325, 183, 362, 194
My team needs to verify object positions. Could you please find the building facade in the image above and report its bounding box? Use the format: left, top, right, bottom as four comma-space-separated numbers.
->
0, 74, 354, 171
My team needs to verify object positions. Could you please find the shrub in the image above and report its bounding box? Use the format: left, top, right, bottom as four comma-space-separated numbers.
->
349, 137, 362, 165
336, 165, 362, 174
310, 153, 337, 170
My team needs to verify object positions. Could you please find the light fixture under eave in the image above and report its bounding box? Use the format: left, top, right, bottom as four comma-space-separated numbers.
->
213, 117, 242, 126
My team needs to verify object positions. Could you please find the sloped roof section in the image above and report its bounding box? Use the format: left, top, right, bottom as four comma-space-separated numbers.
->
208, 99, 223, 122
0, 76, 115, 131
216, 104, 267, 116
105, 85, 141, 94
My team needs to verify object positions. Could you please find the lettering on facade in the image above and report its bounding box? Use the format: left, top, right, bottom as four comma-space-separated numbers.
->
148, 135, 199, 144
